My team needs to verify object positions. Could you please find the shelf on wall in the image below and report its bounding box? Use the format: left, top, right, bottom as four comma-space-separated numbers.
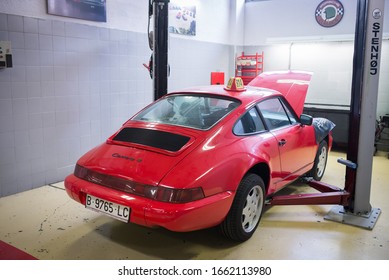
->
235, 52, 264, 85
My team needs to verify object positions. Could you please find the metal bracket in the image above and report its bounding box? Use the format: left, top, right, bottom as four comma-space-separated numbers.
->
337, 158, 358, 169
324, 205, 381, 229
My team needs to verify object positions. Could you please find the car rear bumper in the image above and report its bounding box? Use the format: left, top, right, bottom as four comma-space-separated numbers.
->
64, 174, 234, 232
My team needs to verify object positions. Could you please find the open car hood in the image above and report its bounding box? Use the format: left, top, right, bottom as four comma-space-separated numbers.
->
248, 70, 312, 116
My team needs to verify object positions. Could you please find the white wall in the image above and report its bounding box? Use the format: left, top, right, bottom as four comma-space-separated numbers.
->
228, 0, 245, 46
243, 0, 389, 118
0, 0, 239, 44
292, 42, 354, 106
0, 0, 149, 33
0, 1, 237, 197
244, 0, 389, 45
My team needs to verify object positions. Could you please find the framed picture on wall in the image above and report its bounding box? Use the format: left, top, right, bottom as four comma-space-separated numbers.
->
47, 0, 107, 22
169, 1, 196, 36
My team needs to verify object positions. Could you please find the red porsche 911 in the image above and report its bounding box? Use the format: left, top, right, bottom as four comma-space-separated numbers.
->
65, 71, 334, 241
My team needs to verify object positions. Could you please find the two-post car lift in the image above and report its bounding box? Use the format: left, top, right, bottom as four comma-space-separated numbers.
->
269, 0, 384, 230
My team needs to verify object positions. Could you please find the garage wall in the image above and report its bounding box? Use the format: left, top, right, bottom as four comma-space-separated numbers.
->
243, 0, 389, 118
0, 0, 240, 45
0, 0, 149, 34
169, 39, 232, 91
0, 1, 237, 197
0, 13, 153, 196
244, 0, 389, 45
0, 13, 233, 197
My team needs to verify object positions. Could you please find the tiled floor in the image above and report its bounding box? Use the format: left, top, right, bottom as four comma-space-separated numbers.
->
0, 150, 388, 260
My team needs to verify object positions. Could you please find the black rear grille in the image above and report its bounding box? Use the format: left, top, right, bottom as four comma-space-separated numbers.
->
113, 128, 190, 152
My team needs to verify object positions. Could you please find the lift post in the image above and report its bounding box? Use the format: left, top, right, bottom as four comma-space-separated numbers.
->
268, 0, 384, 230
324, 0, 384, 228
152, 0, 169, 101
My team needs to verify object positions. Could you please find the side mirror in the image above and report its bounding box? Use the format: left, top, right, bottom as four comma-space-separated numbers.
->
300, 114, 313, 126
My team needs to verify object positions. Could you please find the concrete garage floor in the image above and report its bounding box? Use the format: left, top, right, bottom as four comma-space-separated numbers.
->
0, 150, 388, 260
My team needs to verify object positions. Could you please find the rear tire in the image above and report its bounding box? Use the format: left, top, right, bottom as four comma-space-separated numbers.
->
220, 174, 265, 242
308, 140, 328, 181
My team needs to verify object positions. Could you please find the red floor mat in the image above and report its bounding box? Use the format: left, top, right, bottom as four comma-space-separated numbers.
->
0, 240, 37, 260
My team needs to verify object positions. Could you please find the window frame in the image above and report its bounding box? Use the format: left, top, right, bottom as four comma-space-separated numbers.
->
232, 105, 267, 136
132, 93, 241, 131
256, 97, 300, 131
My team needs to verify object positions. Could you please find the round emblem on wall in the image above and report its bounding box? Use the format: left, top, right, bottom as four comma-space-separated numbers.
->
315, 0, 344, 28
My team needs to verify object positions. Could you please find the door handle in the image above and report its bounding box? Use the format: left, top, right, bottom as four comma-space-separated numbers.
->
279, 139, 287, 146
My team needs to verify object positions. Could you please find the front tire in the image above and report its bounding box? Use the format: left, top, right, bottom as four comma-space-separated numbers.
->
308, 140, 328, 181
220, 174, 265, 242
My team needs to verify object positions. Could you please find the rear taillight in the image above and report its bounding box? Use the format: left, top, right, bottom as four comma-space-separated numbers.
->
154, 187, 205, 203
74, 164, 204, 203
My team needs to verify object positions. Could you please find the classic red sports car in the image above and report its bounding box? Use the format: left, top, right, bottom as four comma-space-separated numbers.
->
65, 71, 334, 241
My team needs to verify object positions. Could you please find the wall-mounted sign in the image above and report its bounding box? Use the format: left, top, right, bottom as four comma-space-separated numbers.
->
315, 0, 344, 28
47, 0, 107, 22
169, 1, 196, 36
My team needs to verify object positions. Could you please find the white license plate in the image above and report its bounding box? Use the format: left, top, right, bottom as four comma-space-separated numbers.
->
85, 194, 130, 223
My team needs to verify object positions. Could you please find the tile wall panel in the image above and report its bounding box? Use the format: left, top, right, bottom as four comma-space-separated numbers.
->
0, 13, 231, 197
0, 14, 145, 196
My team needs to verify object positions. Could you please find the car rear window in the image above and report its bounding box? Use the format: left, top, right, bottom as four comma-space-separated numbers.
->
113, 127, 190, 152
133, 94, 240, 130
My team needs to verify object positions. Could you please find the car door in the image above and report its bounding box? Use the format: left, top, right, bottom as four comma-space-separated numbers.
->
257, 97, 316, 189
233, 107, 282, 194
